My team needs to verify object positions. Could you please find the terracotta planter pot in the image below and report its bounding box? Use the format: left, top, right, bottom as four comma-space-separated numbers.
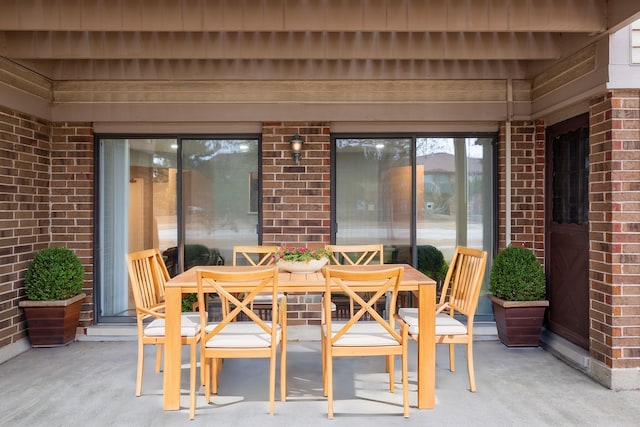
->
19, 293, 86, 347
488, 294, 549, 347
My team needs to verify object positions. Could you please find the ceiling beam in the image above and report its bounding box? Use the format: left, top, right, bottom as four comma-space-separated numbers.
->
1, 31, 561, 61
0, 0, 615, 33
24, 58, 530, 81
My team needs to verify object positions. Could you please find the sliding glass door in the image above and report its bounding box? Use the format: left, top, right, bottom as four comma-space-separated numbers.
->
181, 139, 260, 268
333, 134, 494, 318
97, 136, 259, 322
333, 138, 413, 264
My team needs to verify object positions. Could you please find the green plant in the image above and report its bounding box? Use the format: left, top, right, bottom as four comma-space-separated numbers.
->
274, 246, 331, 262
24, 247, 84, 301
489, 245, 546, 301
416, 245, 448, 287
182, 293, 198, 312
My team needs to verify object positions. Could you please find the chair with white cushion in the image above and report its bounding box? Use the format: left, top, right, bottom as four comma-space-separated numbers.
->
232, 245, 284, 319
321, 265, 409, 418
127, 248, 201, 418
192, 267, 286, 418
397, 246, 487, 392
325, 244, 385, 318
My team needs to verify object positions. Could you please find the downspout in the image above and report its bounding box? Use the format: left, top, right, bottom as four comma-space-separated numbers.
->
505, 79, 513, 246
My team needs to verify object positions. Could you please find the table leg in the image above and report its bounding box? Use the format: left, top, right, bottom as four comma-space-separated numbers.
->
416, 284, 435, 409
163, 286, 182, 410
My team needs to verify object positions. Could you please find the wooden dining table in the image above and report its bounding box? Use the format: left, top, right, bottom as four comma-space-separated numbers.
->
163, 263, 436, 410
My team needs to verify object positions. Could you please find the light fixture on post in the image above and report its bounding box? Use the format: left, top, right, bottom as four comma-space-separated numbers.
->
290, 133, 304, 165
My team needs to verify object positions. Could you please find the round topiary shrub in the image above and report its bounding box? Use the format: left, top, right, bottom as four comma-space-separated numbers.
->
417, 245, 447, 287
24, 247, 85, 301
489, 245, 546, 301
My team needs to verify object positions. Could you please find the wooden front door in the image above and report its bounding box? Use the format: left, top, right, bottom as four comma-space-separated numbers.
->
545, 114, 590, 350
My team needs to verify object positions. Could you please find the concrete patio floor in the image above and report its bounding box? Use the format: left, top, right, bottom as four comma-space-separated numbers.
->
1, 336, 639, 427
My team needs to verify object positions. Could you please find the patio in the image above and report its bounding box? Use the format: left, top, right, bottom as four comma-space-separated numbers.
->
2, 336, 639, 426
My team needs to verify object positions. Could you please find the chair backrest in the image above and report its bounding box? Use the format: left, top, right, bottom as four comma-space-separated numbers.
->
323, 266, 403, 343
127, 248, 171, 316
326, 244, 384, 266
437, 246, 488, 319
196, 267, 280, 338
232, 245, 278, 266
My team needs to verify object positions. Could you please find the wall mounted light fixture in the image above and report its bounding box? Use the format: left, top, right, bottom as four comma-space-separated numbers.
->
290, 133, 304, 165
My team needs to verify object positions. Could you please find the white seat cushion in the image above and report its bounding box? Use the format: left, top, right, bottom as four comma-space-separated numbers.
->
398, 308, 467, 336
144, 314, 201, 337
435, 315, 468, 335
204, 322, 281, 348
323, 321, 399, 346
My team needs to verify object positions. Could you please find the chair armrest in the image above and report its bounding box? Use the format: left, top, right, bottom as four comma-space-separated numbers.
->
139, 304, 166, 318
435, 302, 449, 315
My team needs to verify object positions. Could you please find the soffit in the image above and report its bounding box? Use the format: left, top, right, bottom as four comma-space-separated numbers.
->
0, 0, 639, 82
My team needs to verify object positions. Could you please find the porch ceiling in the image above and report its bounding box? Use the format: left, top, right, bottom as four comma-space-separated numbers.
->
1, 0, 639, 82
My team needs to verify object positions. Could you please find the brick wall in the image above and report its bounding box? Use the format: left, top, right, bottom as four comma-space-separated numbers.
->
0, 107, 51, 347
589, 90, 640, 380
50, 122, 95, 329
496, 120, 546, 261
261, 122, 331, 326
0, 109, 94, 348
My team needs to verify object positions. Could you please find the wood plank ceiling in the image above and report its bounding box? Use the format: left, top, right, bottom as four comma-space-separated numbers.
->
1, 0, 639, 82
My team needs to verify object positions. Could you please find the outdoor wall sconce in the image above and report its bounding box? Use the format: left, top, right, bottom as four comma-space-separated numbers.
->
290, 133, 304, 165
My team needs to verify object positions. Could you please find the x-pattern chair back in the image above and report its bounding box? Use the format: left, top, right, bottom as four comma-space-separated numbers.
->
325, 244, 385, 319
232, 245, 278, 266
231, 245, 282, 320
326, 268, 401, 343
326, 244, 383, 266
194, 267, 286, 417
199, 268, 279, 333
321, 265, 409, 418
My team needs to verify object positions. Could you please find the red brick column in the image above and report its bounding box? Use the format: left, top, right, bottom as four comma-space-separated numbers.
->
496, 120, 546, 261
589, 90, 640, 389
50, 122, 95, 329
0, 109, 95, 344
0, 107, 52, 346
261, 122, 331, 327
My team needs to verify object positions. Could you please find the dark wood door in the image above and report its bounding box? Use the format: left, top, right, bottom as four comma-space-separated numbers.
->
545, 114, 590, 350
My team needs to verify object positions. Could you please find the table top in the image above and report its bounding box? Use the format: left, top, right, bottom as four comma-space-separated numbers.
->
165, 263, 435, 292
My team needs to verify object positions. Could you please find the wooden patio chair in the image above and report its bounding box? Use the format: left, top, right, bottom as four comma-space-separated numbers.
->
397, 246, 488, 392
321, 266, 409, 418
126, 248, 201, 416
325, 244, 385, 318
232, 245, 278, 267
232, 245, 283, 320
192, 267, 286, 418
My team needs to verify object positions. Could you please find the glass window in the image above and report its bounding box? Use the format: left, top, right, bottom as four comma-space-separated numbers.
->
632, 19, 640, 64
97, 136, 259, 322
98, 138, 178, 321
181, 139, 260, 267
552, 129, 589, 225
333, 137, 413, 264
335, 134, 495, 319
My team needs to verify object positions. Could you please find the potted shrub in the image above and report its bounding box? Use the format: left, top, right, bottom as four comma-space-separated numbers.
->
488, 245, 548, 347
19, 247, 86, 347
416, 244, 449, 290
